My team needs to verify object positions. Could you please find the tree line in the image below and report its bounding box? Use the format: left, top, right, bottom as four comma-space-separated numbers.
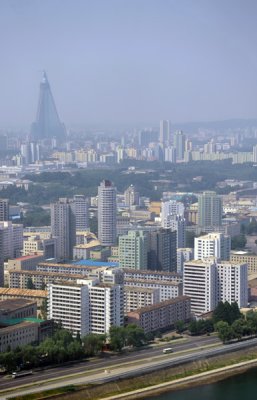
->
0, 324, 149, 373
180, 301, 257, 344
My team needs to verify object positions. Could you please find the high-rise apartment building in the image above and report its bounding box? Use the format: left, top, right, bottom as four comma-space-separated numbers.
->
138, 130, 159, 147
176, 248, 194, 274
195, 232, 231, 261
0, 221, 23, 286
183, 259, 248, 316
183, 259, 218, 316
159, 120, 170, 146
124, 185, 139, 208
71, 195, 89, 231
48, 278, 124, 336
161, 200, 185, 248
0, 199, 9, 221
98, 180, 117, 246
198, 191, 222, 230
148, 228, 177, 272
253, 144, 257, 163
119, 230, 148, 270
174, 131, 185, 160
48, 281, 90, 336
50, 198, 76, 260
164, 146, 176, 163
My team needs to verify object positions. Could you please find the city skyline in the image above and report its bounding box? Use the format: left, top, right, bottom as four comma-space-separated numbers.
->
1, 1, 257, 128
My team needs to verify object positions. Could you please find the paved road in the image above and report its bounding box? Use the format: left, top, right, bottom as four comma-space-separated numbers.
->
1, 336, 257, 400
0, 335, 220, 391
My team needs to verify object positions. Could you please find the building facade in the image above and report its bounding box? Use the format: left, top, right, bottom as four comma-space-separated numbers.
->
50, 198, 76, 260
148, 228, 177, 272
119, 230, 148, 270
98, 180, 117, 246
127, 296, 191, 333
198, 191, 222, 230
194, 232, 231, 261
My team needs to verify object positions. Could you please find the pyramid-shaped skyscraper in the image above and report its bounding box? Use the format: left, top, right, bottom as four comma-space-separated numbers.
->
31, 72, 66, 141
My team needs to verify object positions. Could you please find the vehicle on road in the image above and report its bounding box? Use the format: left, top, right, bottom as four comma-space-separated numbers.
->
162, 347, 173, 354
12, 370, 33, 379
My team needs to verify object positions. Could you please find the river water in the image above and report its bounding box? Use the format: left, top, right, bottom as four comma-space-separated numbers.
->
147, 367, 257, 400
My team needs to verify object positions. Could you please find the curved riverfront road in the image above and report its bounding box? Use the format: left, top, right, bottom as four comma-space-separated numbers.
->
1, 336, 257, 400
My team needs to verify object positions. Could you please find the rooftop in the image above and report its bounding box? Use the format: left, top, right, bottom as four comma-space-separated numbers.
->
9, 254, 43, 261
129, 295, 190, 314
125, 278, 180, 286
123, 268, 181, 277
0, 288, 47, 297
0, 298, 36, 312
74, 259, 119, 267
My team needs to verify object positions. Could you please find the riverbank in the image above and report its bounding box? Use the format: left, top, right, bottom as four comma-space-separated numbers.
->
102, 358, 257, 400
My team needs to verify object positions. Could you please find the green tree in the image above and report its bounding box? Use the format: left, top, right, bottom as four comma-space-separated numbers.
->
26, 277, 36, 290
125, 324, 146, 348
175, 320, 186, 334
231, 234, 247, 250
109, 326, 126, 352
82, 333, 106, 356
231, 319, 245, 341
212, 301, 241, 325
216, 321, 233, 343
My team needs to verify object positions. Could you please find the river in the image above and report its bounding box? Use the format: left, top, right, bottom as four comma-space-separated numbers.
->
147, 367, 257, 400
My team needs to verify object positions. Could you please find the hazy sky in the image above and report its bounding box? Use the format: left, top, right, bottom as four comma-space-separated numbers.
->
1, 0, 257, 128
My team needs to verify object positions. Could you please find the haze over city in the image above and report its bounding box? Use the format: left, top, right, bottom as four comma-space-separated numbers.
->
1, 0, 257, 128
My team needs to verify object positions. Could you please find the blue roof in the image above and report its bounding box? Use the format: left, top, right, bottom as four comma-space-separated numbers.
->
73, 259, 119, 267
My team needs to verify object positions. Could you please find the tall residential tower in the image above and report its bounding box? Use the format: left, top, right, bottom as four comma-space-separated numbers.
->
98, 180, 117, 246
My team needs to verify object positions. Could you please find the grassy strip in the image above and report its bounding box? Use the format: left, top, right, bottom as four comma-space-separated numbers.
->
8, 385, 77, 400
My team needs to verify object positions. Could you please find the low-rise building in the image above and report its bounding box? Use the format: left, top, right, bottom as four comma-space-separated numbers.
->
124, 286, 160, 314
0, 298, 37, 319
8, 270, 83, 290
124, 278, 182, 301
0, 288, 47, 308
127, 296, 191, 333
230, 251, 257, 274
123, 268, 182, 283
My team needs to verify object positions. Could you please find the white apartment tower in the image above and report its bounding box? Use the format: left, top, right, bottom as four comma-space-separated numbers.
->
217, 262, 248, 308
183, 259, 217, 316
124, 185, 139, 208
161, 200, 185, 248
48, 281, 90, 336
47, 279, 124, 336
98, 180, 117, 246
89, 284, 124, 334
183, 259, 248, 316
194, 232, 231, 261
71, 195, 89, 231
177, 247, 194, 274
